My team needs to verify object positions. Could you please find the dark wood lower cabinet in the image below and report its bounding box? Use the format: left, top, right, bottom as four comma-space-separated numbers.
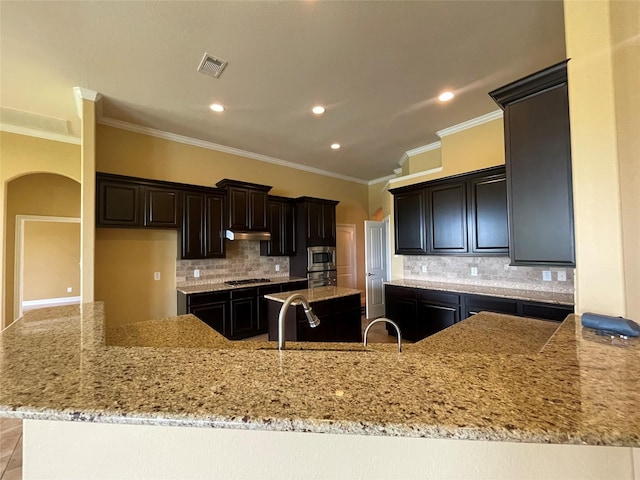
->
385, 285, 573, 342
267, 293, 361, 343
177, 280, 314, 340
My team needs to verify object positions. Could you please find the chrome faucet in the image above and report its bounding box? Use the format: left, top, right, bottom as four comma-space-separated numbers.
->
278, 293, 320, 350
363, 318, 402, 353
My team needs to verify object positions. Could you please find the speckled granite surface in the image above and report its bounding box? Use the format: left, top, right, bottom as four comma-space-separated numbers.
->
386, 279, 574, 305
177, 276, 307, 294
264, 286, 362, 303
1, 303, 638, 447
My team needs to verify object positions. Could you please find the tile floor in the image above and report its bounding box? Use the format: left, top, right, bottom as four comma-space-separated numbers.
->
0, 418, 22, 480
0, 315, 399, 480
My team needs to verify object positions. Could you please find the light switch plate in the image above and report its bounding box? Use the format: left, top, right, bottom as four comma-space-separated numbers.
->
470, 267, 478, 277
557, 271, 566, 282
154, 272, 161, 281
67, 287, 72, 293
194, 269, 200, 278
275, 264, 280, 272
421, 265, 427, 273
542, 271, 552, 281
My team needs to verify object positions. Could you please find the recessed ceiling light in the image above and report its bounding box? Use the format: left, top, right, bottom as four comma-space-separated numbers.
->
438, 91, 454, 102
312, 106, 326, 115
209, 103, 225, 112
331, 143, 341, 150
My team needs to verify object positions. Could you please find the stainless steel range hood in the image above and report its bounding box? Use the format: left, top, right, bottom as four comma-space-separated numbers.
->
225, 230, 271, 241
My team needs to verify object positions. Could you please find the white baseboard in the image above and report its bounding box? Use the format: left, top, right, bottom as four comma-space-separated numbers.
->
22, 296, 81, 311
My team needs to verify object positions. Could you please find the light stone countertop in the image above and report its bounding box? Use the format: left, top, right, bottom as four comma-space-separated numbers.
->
264, 286, 361, 303
386, 279, 574, 305
176, 276, 307, 295
1, 302, 638, 447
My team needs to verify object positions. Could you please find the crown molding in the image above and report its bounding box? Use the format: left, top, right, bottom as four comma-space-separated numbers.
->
73, 87, 102, 118
0, 123, 81, 145
98, 117, 370, 185
406, 141, 442, 157
388, 166, 444, 186
368, 173, 397, 186
398, 153, 409, 167
436, 110, 503, 138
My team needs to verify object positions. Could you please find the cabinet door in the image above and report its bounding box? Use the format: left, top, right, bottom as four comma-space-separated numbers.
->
417, 301, 459, 339
257, 284, 282, 333
321, 203, 336, 246
306, 201, 323, 246
181, 192, 205, 259
97, 178, 141, 227
262, 200, 284, 256
229, 294, 258, 339
384, 285, 418, 339
281, 201, 296, 255
469, 174, 508, 254
190, 302, 228, 337
283, 280, 308, 291
249, 190, 268, 231
428, 183, 468, 254
228, 187, 250, 230
394, 189, 428, 255
144, 186, 180, 228
205, 194, 226, 258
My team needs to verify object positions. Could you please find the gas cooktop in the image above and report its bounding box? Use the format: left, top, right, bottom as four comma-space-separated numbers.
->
224, 278, 271, 286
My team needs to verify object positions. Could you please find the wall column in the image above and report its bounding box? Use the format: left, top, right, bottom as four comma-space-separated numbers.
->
563, 0, 626, 316
74, 88, 101, 304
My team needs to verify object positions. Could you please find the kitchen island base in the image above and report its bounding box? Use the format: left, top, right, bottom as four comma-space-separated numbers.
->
23, 419, 637, 480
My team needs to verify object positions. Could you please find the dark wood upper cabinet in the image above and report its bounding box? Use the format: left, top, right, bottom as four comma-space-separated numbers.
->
181, 188, 226, 259
144, 186, 181, 229
393, 189, 428, 255
96, 175, 142, 227
469, 173, 509, 254
428, 182, 468, 254
295, 197, 338, 247
215, 179, 271, 232
391, 166, 507, 256
489, 60, 575, 266
260, 196, 296, 256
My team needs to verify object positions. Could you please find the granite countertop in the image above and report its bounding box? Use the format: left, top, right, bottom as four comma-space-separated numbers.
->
264, 286, 361, 303
385, 279, 574, 305
1, 303, 638, 447
176, 276, 307, 295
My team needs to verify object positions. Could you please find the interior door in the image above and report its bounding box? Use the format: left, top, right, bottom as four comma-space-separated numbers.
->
365, 220, 387, 319
336, 224, 356, 288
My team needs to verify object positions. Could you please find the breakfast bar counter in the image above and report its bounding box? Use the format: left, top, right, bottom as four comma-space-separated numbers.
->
1, 302, 638, 478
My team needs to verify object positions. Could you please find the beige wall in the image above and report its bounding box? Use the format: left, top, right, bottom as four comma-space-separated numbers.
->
23, 221, 80, 301
95, 229, 177, 327
564, 0, 633, 317
610, 0, 640, 320
4, 173, 81, 322
95, 125, 369, 324
408, 148, 441, 174
0, 131, 81, 327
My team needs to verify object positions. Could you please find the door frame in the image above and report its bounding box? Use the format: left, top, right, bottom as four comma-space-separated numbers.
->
14, 215, 81, 321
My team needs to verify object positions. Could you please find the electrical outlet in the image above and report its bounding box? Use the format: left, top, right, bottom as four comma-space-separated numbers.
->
470, 267, 478, 277
194, 269, 200, 278
67, 287, 72, 293
154, 272, 161, 281
421, 265, 427, 273
557, 271, 566, 282
542, 271, 552, 281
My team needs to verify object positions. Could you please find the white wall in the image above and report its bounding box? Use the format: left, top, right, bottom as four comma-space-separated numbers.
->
24, 420, 636, 480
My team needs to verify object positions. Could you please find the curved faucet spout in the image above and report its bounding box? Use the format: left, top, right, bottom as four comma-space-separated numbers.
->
278, 294, 320, 350
363, 318, 402, 353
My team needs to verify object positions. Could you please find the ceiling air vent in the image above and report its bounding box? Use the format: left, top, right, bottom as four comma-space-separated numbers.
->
197, 53, 228, 79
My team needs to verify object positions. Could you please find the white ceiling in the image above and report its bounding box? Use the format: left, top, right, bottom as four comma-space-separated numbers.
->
0, 1, 566, 182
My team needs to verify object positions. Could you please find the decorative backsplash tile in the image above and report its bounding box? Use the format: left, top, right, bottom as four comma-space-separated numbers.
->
403, 256, 574, 293
176, 241, 290, 286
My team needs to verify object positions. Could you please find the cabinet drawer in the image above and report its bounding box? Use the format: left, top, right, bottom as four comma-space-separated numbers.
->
283, 280, 308, 292
417, 289, 460, 306
230, 287, 257, 300
187, 291, 229, 307
463, 294, 518, 315
522, 302, 573, 322
384, 284, 417, 301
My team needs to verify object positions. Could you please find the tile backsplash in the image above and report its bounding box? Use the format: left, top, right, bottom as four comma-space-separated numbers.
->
403, 256, 574, 293
176, 241, 290, 286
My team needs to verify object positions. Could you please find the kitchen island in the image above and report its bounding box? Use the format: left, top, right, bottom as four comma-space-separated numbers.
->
1, 302, 638, 479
